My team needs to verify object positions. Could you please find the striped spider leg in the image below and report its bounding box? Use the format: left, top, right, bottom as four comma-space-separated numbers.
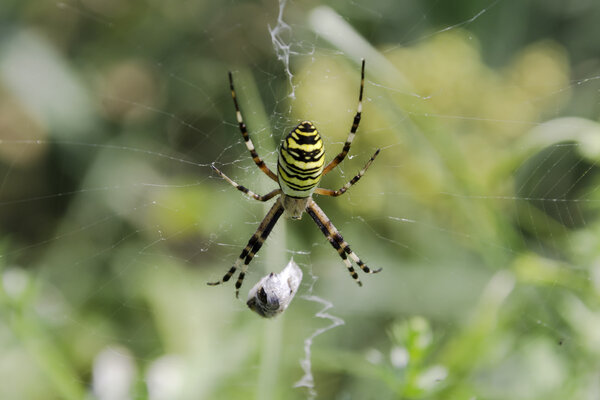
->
228, 71, 278, 182
310, 148, 382, 285
306, 198, 381, 286
321, 58, 366, 176
207, 167, 284, 298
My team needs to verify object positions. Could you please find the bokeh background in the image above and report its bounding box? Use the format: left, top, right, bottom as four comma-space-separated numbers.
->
1, 0, 600, 399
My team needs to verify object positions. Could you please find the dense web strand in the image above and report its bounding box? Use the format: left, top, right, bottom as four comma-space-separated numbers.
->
268, 0, 297, 98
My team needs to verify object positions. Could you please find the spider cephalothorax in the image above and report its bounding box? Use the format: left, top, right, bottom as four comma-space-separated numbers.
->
208, 60, 381, 298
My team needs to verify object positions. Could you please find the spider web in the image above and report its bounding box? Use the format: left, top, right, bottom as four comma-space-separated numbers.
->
1, 0, 600, 399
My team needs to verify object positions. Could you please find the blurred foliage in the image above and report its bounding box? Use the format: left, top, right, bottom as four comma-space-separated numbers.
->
1, 0, 600, 399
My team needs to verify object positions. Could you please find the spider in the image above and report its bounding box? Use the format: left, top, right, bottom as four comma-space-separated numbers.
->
208, 59, 381, 297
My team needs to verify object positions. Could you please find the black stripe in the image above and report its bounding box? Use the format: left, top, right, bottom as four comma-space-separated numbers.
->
278, 164, 320, 181
291, 133, 320, 145
280, 179, 318, 191
281, 146, 324, 163
297, 122, 316, 132
260, 206, 283, 239
330, 238, 342, 250
236, 185, 250, 194
235, 272, 245, 289
222, 266, 236, 282
240, 246, 251, 260
244, 205, 284, 264
283, 160, 322, 174
285, 149, 303, 161
288, 142, 323, 157
239, 123, 248, 136
333, 233, 345, 244
280, 178, 318, 190
278, 171, 319, 190
307, 207, 328, 236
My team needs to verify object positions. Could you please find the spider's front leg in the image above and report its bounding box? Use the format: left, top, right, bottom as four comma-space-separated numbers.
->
207, 198, 285, 297
322, 59, 366, 176
228, 71, 278, 182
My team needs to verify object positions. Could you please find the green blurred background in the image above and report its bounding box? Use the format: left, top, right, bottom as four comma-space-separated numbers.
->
1, 0, 600, 399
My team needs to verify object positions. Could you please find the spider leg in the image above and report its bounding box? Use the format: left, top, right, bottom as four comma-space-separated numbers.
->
211, 164, 281, 202
305, 198, 381, 287
208, 198, 284, 298
314, 149, 380, 197
228, 71, 278, 182
322, 59, 365, 176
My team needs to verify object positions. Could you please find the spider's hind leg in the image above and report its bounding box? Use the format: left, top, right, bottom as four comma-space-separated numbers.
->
345, 246, 382, 274
207, 262, 240, 290
305, 198, 381, 286
207, 198, 285, 297
322, 59, 366, 176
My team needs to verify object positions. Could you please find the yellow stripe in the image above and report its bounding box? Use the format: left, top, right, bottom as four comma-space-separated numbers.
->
286, 140, 323, 152
294, 128, 318, 136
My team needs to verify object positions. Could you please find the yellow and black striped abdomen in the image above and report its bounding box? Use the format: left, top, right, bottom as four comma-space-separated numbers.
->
278, 121, 325, 197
